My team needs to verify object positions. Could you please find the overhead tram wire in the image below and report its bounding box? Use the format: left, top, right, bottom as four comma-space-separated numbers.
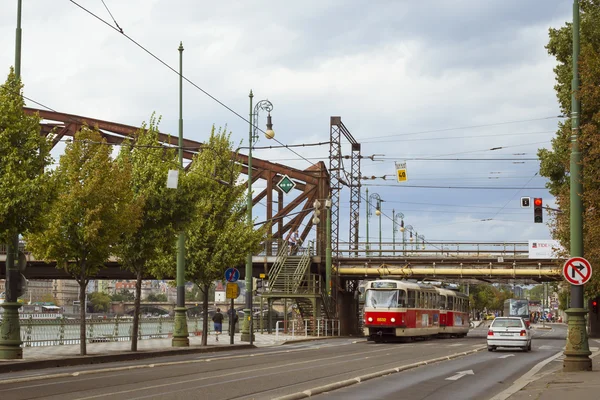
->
361, 130, 556, 144
68, 0, 316, 168
358, 115, 563, 141
362, 183, 548, 190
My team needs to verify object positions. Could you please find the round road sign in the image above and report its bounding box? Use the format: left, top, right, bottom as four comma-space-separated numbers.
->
224, 267, 240, 283
563, 257, 592, 285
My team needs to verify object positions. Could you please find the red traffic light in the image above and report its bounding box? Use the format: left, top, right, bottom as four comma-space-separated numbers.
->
594, 301, 598, 307
533, 198, 542, 207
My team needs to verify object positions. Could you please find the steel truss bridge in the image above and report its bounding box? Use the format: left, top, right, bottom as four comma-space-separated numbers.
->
0, 109, 561, 287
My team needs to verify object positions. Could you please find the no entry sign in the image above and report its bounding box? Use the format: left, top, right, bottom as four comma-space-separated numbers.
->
563, 257, 592, 285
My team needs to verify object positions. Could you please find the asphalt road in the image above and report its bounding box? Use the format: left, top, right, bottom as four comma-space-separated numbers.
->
0, 323, 570, 400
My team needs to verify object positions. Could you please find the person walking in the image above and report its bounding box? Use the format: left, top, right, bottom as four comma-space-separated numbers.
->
212, 308, 224, 341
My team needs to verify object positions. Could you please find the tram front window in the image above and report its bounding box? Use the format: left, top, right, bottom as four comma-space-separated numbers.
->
365, 290, 401, 308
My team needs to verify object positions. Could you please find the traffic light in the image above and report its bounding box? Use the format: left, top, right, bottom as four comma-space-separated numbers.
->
312, 200, 321, 225
593, 298, 598, 314
533, 197, 543, 223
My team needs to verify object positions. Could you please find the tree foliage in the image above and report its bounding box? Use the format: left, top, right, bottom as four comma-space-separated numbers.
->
26, 126, 142, 355
539, 0, 600, 297
88, 291, 112, 313
0, 68, 53, 243
146, 293, 168, 302
111, 289, 135, 302
114, 114, 192, 351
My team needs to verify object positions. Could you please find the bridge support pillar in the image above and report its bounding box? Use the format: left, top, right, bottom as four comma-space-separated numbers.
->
337, 291, 359, 336
0, 302, 23, 359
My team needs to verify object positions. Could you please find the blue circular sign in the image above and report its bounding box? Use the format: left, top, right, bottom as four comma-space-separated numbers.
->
224, 267, 240, 283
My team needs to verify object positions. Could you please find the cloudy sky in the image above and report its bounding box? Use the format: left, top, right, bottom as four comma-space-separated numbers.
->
0, 0, 573, 250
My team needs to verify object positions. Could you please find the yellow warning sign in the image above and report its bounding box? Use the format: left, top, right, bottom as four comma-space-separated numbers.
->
226, 283, 240, 299
395, 161, 407, 182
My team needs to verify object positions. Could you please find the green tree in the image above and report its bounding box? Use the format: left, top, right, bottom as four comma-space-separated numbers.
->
39, 293, 55, 304
158, 127, 267, 345
115, 114, 192, 351
111, 289, 135, 302
539, 0, 600, 299
88, 292, 112, 313
26, 126, 142, 355
146, 293, 168, 302
0, 68, 52, 300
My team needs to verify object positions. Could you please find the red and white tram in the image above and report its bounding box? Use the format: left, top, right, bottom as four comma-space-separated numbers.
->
362, 279, 470, 342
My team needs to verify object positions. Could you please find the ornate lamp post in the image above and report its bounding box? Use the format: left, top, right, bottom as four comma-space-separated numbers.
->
419, 235, 426, 251
367, 192, 382, 256
392, 210, 404, 256
406, 226, 414, 253
242, 91, 275, 344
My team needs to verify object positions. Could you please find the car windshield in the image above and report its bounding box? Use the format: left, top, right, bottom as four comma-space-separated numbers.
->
492, 319, 523, 328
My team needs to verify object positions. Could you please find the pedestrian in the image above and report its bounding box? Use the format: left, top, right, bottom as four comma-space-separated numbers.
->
288, 230, 297, 254
212, 308, 224, 341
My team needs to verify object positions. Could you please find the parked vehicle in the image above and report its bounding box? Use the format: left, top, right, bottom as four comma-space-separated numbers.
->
487, 317, 531, 352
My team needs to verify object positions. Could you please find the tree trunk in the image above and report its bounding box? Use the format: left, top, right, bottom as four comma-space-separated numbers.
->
131, 268, 143, 351
78, 278, 88, 356
202, 284, 209, 346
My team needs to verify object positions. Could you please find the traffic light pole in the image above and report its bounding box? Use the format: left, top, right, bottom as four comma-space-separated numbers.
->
563, 0, 591, 372
0, 0, 24, 360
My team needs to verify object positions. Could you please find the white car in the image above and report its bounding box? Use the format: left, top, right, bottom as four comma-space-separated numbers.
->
487, 317, 532, 352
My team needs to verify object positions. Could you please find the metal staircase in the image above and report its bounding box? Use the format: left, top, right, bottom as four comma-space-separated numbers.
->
261, 242, 337, 336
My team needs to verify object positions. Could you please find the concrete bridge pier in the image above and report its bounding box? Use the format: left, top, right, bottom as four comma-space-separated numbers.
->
337, 290, 360, 336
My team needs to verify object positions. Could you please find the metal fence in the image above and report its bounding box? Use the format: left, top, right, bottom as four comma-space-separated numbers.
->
18, 316, 221, 347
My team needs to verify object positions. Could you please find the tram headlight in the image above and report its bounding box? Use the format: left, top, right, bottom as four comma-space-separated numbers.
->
367, 317, 373, 322
391, 318, 396, 323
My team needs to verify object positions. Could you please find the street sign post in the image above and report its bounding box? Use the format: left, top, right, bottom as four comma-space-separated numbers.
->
225, 283, 240, 345
563, 257, 592, 285
224, 267, 240, 283
276, 175, 296, 194
226, 282, 240, 299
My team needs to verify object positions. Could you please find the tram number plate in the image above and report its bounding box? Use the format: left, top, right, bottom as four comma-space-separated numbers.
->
377, 318, 386, 322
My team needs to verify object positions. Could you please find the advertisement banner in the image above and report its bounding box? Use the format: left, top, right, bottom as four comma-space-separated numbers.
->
528, 240, 563, 259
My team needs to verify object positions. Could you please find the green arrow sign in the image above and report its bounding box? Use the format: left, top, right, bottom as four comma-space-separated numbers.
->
277, 175, 296, 194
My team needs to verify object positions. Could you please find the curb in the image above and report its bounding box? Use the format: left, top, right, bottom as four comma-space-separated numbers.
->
0, 344, 254, 375
272, 346, 487, 400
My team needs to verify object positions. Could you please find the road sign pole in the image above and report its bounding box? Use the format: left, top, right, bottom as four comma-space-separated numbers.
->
230, 297, 235, 345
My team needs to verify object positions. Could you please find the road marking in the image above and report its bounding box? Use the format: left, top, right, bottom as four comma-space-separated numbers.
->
538, 345, 554, 350
498, 354, 514, 359
448, 343, 465, 347
445, 370, 474, 381
488, 351, 565, 400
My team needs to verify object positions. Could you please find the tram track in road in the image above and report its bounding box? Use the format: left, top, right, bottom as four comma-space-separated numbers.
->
0, 338, 488, 400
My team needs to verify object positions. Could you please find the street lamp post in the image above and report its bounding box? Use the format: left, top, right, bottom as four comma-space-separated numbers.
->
392, 210, 404, 256
406, 225, 414, 253
365, 188, 369, 255
172, 42, 189, 347
241, 91, 274, 344
419, 235, 425, 251
367, 192, 382, 256
563, 0, 591, 372
0, 0, 24, 360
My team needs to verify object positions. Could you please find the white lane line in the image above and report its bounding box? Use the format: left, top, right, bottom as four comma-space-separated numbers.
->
498, 354, 514, 359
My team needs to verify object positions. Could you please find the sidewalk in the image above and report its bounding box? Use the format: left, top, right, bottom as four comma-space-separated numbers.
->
506, 353, 600, 400
0, 331, 321, 374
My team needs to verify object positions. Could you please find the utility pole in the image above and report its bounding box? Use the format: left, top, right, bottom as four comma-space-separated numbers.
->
0, 0, 24, 360
563, 0, 591, 372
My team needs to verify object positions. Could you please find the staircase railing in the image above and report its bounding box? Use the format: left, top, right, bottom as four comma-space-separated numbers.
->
290, 241, 313, 293
267, 241, 290, 293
